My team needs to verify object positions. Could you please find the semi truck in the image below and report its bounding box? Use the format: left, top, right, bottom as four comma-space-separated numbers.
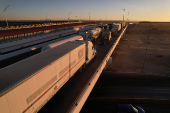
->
0, 34, 96, 113
111, 27, 117, 36
87, 27, 102, 42
121, 22, 126, 28
98, 25, 111, 45
111, 23, 121, 36
113, 23, 121, 31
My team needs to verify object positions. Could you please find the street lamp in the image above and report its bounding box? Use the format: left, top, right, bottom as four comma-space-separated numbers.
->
106, 15, 107, 21
142, 26, 152, 73
84, 15, 85, 21
68, 12, 72, 22
122, 8, 125, 22
128, 12, 129, 24
46, 13, 47, 20
88, 13, 90, 21
4, 5, 9, 27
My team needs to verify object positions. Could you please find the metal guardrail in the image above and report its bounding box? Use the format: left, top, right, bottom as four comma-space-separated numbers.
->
68, 25, 128, 113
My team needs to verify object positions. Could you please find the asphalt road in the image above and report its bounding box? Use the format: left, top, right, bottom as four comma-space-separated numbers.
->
81, 72, 170, 113
89, 72, 170, 99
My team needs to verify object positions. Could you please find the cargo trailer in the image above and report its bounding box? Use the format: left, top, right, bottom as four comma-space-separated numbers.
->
41, 35, 83, 51
0, 38, 96, 113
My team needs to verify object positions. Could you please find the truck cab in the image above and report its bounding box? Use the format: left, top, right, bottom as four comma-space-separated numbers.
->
86, 41, 96, 64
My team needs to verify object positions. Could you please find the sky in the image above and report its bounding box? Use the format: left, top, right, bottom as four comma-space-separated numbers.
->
0, 0, 170, 21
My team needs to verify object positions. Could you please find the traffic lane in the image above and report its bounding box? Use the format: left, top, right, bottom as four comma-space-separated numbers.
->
81, 99, 170, 113
38, 31, 122, 113
89, 72, 170, 99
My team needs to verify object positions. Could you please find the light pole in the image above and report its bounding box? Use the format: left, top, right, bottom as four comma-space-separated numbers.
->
75, 16, 77, 21
128, 12, 129, 24
142, 26, 152, 73
122, 8, 125, 23
4, 5, 9, 27
68, 12, 72, 22
46, 13, 47, 20
106, 15, 107, 21
84, 15, 85, 21
88, 13, 90, 21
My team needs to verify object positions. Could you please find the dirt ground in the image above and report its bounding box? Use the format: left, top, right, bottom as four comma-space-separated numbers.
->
108, 23, 170, 75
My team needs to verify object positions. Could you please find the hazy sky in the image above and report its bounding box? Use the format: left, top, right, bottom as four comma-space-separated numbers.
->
0, 0, 170, 21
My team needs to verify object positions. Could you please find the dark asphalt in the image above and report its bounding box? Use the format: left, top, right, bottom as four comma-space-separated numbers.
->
89, 72, 170, 99
81, 72, 170, 113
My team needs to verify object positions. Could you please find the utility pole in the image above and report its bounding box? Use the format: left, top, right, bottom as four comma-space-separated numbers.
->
4, 5, 9, 27
89, 13, 90, 21
84, 15, 85, 21
122, 8, 125, 23
68, 12, 72, 22
128, 12, 129, 24
46, 13, 47, 20
142, 26, 152, 73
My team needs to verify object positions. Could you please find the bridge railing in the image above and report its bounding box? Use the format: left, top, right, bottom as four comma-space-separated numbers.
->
68, 25, 128, 113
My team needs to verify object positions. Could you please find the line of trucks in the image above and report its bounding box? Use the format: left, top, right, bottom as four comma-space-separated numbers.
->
0, 22, 125, 113
98, 22, 125, 45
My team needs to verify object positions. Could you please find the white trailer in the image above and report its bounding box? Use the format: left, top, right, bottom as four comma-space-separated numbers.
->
112, 23, 121, 31
111, 23, 121, 36
0, 39, 96, 113
98, 25, 111, 45
41, 35, 83, 51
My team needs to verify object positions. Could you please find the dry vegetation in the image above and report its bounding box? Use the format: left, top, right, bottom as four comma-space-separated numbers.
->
108, 23, 170, 75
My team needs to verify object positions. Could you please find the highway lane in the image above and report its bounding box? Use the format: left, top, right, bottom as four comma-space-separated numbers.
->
38, 30, 123, 113
89, 72, 170, 99
81, 99, 170, 113
80, 72, 170, 113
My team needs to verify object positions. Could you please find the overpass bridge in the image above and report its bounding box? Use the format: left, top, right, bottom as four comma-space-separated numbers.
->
0, 25, 128, 113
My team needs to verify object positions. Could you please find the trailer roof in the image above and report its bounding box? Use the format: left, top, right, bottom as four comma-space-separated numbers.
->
0, 41, 84, 94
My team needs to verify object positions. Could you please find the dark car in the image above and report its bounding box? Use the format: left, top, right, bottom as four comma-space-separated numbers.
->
118, 104, 145, 113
